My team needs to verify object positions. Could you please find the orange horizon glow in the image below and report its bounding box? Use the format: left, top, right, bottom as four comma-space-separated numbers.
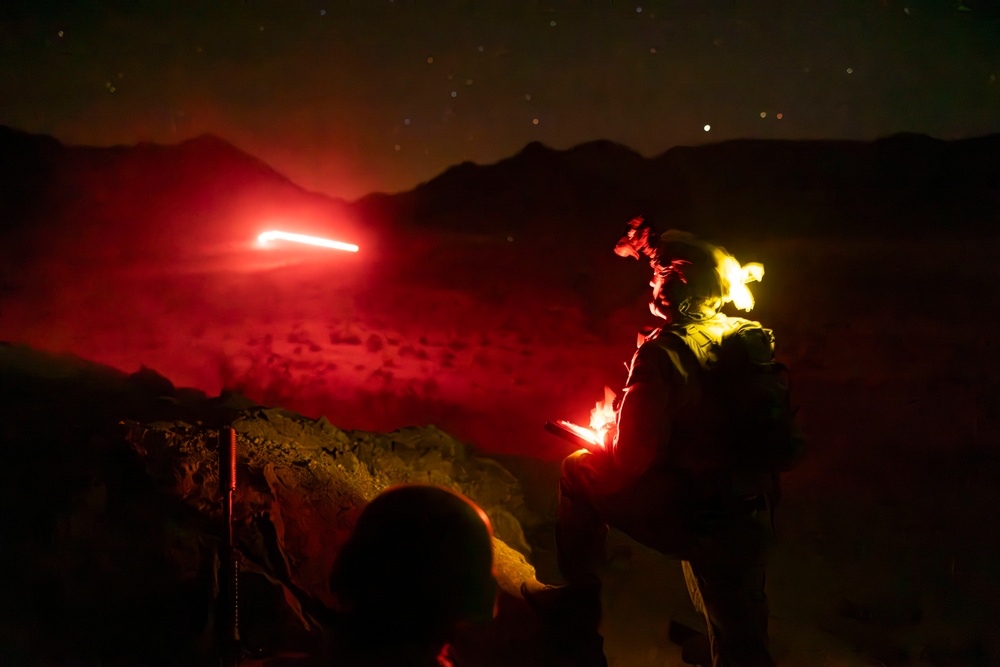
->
257, 230, 360, 253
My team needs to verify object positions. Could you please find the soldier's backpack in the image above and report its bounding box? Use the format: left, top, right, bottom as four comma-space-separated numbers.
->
676, 319, 805, 474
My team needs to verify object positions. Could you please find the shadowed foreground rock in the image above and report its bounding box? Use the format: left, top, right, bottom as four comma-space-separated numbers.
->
0, 344, 537, 665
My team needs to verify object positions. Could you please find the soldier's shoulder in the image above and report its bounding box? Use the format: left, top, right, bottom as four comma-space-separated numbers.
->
630, 329, 700, 384
725, 320, 776, 364
637, 327, 691, 356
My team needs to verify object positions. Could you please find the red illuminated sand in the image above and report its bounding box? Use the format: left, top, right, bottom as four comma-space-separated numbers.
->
3, 227, 999, 665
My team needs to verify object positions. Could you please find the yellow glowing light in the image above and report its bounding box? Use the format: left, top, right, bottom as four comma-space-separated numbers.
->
777, 113, 783, 119
258, 231, 359, 253
704, 124, 711, 131
719, 255, 764, 311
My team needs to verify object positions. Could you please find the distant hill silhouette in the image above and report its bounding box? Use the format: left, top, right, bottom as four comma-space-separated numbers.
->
0, 126, 363, 265
356, 133, 1000, 241
2, 125, 998, 270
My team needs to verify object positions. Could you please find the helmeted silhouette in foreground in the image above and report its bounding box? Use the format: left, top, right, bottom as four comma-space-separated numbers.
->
525, 217, 803, 667
329, 484, 497, 667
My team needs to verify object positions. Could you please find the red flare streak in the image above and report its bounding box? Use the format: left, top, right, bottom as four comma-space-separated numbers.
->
258, 230, 359, 252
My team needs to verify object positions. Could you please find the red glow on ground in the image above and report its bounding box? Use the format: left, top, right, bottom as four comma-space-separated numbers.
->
258, 230, 359, 252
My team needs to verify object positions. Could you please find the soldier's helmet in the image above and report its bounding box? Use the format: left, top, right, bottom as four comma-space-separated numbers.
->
615, 217, 757, 323
331, 485, 497, 640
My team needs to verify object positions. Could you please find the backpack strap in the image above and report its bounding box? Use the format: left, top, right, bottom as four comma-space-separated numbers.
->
662, 316, 772, 371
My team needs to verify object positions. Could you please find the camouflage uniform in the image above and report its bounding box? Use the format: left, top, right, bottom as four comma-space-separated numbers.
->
557, 314, 783, 667
543, 219, 802, 666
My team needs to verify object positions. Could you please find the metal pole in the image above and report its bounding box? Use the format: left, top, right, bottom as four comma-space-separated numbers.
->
217, 426, 240, 666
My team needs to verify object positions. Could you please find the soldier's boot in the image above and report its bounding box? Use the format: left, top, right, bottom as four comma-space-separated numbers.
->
669, 620, 713, 666
522, 575, 607, 667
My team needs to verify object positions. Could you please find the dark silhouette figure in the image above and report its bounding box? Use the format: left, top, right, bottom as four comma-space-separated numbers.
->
329, 484, 498, 666
526, 218, 802, 667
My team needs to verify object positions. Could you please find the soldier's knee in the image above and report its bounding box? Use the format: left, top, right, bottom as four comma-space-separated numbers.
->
561, 449, 591, 474
560, 449, 597, 494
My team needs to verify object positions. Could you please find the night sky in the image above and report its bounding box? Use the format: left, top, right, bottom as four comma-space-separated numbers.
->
2, 1, 998, 200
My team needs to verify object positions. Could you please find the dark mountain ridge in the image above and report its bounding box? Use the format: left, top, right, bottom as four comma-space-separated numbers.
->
2, 125, 998, 269
0, 126, 364, 265
357, 132, 1000, 242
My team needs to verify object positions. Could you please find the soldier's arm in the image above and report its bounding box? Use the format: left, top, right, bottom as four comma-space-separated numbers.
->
609, 340, 688, 480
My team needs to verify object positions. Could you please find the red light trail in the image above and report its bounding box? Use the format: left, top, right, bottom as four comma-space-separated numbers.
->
257, 230, 359, 253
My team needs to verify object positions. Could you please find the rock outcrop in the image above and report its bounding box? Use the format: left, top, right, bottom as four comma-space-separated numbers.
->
0, 343, 537, 664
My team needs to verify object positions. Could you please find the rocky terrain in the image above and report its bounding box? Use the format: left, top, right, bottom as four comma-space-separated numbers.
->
1, 126, 999, 665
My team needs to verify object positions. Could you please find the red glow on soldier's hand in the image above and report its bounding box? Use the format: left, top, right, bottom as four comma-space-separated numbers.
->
257, 230, 359, 253
547, 387, 618, 453
589, 386, 617, 446
553, 419, 604, 450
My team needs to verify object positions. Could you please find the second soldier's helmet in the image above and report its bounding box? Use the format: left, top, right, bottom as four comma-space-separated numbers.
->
331, 484, 497, 641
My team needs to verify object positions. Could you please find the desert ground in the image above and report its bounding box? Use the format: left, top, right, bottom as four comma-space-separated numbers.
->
3, 219, 998, 665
